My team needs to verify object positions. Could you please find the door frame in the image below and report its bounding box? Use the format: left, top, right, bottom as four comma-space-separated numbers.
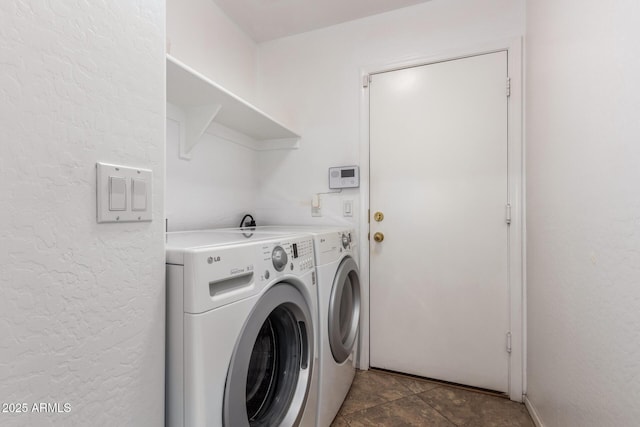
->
358, 38, 524, 402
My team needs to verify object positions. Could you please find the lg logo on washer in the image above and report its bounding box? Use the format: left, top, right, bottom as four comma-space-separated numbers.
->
207, 256, 221, 264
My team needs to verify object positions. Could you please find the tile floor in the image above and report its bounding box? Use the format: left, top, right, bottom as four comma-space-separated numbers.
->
331, 370, 533, 427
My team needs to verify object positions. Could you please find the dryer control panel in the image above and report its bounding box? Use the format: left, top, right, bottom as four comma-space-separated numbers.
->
316, 230, 357, 266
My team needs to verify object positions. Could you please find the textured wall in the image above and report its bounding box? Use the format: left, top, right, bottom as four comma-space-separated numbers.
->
0, 2, 166, 426
526, 1, 640, 425
255, 0, 525, 225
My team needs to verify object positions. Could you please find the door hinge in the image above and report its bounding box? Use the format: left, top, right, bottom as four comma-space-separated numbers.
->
363, 74, 372, 88
505, 204, 512, 225
506, 332, 512, 353
506, 77, 511, 97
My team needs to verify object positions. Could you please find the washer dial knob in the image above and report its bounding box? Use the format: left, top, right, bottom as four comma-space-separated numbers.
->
271, 246, 288, 272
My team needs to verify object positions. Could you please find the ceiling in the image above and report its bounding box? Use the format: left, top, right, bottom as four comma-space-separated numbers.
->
212, 0, 432, 43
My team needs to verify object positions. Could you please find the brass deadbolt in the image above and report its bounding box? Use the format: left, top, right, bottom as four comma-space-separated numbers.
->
373, 232, 384, 243
374, 211, 384, 222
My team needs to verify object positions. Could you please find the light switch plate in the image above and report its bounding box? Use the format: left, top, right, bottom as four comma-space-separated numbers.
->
96, 162, 153, 223
343, 199, 353, 217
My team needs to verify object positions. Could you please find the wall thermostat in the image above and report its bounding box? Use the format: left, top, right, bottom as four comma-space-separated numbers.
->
329, 166, 359, 189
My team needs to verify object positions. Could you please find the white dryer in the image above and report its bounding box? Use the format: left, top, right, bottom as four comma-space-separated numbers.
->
165, 230, 319, 427
221, 226, 361, 427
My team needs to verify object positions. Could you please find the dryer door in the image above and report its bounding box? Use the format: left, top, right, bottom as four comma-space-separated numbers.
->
224, 282, 314, 427
328, 256, 361, 363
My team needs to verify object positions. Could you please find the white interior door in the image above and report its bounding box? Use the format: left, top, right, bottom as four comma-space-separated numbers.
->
369, 52, 510, 393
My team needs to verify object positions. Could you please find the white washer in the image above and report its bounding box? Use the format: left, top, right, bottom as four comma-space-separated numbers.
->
220, 226, 361, 427
166, 229, 319, 427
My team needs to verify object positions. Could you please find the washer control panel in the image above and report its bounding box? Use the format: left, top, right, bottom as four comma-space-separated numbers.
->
271, 246, 288, 272
292, 238, 314, 271
261, 237, 315, 280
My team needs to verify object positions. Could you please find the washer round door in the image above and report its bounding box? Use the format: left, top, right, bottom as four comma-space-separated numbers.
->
328, 256, 361, 363
224, 282, 314, 427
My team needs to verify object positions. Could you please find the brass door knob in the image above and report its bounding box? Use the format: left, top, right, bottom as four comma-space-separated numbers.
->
373, 232, 384, 243
374, 211, 384, 222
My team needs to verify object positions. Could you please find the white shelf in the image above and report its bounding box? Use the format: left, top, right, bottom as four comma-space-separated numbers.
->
166, 54, 300, 157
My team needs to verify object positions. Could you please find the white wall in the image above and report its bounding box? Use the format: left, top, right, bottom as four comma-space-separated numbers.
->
164, 0, 525, 230
255, 0, 525, 226
0, 1, 165, 426
166, 113, 258, 231
526, 1, 640, 426
166, 0, 260, 231
167, 0, 257, 102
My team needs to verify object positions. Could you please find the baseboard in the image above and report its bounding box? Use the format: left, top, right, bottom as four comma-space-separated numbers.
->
524, 395, 545, 427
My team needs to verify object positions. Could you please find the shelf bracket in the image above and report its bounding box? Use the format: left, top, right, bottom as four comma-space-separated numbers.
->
180, 104, 222, 159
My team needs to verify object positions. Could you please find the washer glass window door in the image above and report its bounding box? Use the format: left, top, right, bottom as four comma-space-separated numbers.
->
224, 283, 314, 427
328, 257, 361, 363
